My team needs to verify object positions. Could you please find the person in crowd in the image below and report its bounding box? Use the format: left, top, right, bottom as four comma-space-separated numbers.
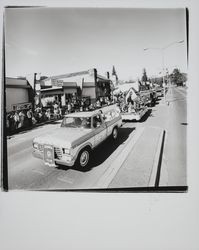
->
89, 103, 94, 111
96, 99, 101, 108
113, 95, 117, 103
53, 102, 59, 119
33, 114, 37, 124
126, 92, 134, 105
18, 110, 26, 128
13, 111, 20, 129
64, 107, 68, 115
45, 109, 51, 120
107, 99, 111, 106
79, 105, 83, 112
6, 113, 10, 133
67, 102, 72, 113
41, 109, 46, 122
80, 99, 85, 111
6, 112, 15, 133
71, 102, 75, 112
35, 107, 42, 123
26, 109, 33, 127
58, 107, 62, 119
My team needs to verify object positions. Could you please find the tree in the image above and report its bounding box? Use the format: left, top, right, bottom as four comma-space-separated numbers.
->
112, 65, 116, 76
170, 68, 187, 86
112, 65, 118, 81
141, 68, 148, 84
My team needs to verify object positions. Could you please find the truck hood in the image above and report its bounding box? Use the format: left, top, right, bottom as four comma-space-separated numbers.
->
33, 127, 93, 148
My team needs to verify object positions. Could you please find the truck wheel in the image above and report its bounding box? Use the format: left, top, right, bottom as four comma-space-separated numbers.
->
112, 127, 118, 140
76, 148, 91, 169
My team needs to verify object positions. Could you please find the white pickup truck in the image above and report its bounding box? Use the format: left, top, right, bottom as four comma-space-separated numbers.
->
32, 104, 122, 169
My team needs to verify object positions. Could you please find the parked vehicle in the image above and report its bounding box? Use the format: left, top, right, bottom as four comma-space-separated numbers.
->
32, 104, 122, 169
154, 86, 164, 98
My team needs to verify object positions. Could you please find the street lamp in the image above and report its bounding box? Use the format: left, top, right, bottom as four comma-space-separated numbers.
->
144, 40, 184, 103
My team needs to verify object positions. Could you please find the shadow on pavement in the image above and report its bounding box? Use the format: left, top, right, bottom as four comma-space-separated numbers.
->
57, 127, 135, 172
139, 109, 153, 122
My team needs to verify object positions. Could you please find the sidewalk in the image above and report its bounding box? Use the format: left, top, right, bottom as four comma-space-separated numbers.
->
94, 126, 164, 188
109, 127, 163, 188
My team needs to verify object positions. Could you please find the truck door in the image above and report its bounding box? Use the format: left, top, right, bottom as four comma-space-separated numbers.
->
93, 114, 107, 147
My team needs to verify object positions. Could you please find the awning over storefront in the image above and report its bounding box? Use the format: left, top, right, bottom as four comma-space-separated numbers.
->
40, 83, 78, 96
62, 82, 77, 88
40, 87, 63, 97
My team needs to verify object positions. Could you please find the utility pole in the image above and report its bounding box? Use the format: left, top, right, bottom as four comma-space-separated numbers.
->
144, 40, 184, 104
32, 72, 37, 110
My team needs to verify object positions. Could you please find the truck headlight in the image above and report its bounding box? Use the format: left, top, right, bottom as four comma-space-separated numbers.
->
33, 142, 39, 149
63, 148, 71, 155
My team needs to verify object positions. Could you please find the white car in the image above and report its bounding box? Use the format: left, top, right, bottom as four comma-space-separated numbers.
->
32, 104, 122, 169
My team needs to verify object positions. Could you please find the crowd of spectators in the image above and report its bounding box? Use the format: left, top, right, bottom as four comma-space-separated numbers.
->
6, 96, 116, 135
6, 102, 63, 135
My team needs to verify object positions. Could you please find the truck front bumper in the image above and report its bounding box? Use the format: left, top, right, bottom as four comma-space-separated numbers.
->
32, 150, 76, 167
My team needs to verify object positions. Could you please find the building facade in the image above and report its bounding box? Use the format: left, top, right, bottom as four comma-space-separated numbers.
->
39, 68, 113, 107
6, 77, 34, 112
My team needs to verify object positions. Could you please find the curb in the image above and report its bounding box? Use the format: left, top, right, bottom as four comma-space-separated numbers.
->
94, 127, 145, 188
148, 129, 165, 187
7, 119, 62, 137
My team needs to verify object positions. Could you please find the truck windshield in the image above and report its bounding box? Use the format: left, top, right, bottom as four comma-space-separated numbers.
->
61, 117, 91, 129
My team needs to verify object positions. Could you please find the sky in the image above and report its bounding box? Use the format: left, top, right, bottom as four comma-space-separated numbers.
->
5, 7, 187, 81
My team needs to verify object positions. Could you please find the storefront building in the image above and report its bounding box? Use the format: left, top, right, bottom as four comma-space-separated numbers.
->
39, 68, 113, 107
6, 77, 34, 112
40, 82, 80, 108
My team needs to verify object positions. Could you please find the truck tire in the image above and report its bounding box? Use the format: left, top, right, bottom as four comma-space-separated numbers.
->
76, 147, 91, 170
112, 127, 118, 140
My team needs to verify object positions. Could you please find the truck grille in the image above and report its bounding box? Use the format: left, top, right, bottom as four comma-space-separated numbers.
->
55, 147, 63, 160
38, 144, 44, 152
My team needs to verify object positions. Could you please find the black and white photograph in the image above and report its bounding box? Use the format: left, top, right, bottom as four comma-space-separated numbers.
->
3, 7, 188, 191
1, 1, 199, 250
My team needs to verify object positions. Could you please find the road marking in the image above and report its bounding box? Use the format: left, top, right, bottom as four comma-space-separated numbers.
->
32, 169, 45, 175
94, 127, 145, 188
57, 176, 74, 184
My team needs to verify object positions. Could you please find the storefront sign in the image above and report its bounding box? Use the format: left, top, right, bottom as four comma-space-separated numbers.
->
12, 102, 32, 111
52, 79, 63, 87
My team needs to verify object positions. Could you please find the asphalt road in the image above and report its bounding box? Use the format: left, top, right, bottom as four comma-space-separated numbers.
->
159, 86, 187, 186
7, 85, 187, 190
7, 120, 137, 190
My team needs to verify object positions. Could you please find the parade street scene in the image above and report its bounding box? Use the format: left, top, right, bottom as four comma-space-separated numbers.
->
4, 7, 187, 190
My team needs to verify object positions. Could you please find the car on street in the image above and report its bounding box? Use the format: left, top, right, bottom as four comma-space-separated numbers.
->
32, 104, 122, 169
